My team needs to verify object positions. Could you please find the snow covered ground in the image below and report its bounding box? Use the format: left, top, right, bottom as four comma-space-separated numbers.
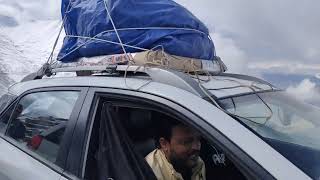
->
0, 0, 63, 96
0, 0, 61, 74
0, 20, 64, 96
0, 20, 63, 80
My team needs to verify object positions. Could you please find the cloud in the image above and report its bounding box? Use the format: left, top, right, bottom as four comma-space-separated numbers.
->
286, 79, 320, 105
0, 0, 61, 24
0, 0, 319, 82
176, 0, 320, 77
249, 60, 320, 76
212, 33, 249, 74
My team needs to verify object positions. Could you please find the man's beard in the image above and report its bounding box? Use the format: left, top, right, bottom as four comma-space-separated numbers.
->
169, 150, 200, 172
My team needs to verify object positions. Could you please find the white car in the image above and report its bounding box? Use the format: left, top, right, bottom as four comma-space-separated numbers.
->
0, 65, 318, 180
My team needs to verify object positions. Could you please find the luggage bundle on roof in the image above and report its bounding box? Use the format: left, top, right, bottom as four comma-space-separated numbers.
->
53, 50, 226, 74
55, 0, 227, 74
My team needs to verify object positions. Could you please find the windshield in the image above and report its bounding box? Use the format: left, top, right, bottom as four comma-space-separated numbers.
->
219, 91, 320, 179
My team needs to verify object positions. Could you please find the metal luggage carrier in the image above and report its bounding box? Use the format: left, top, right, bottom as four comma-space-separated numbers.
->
21, 64, 213, 98
20, 63, 277, 102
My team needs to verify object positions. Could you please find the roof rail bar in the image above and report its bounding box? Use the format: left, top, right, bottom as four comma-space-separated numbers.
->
21, 63, 52, 82
52, 64, 117, 73
144, 68, 212, 98
21, 64, 215, 99
21, 64, 120, 82
220, 73, 276, 89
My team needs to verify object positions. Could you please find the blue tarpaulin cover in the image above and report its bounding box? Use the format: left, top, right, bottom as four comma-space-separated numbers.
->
58, 0, 215, 62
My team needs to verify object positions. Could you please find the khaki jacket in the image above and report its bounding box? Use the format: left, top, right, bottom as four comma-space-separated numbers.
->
145, 149, 206, 180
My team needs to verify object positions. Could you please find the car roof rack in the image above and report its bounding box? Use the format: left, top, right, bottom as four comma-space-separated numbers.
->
220, 73, 275, 89
21, 63, 216, 100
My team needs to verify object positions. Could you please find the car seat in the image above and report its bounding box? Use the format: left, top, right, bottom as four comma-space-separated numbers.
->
123, 109, 156, 157
7, 119, 26, 140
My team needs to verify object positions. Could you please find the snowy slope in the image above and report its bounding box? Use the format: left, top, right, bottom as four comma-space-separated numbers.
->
0, 19, 64, 84
1, 20, 64, 67
0, 33, 40, 80
0, 0, 62, 91
0, 34, 23, 95
0, 21, 63, 97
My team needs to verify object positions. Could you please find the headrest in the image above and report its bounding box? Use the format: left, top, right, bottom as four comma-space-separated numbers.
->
126, 109, 154, 141
126, 109, 157, 156
134, 138, 156, 157
128, 109, 153, 130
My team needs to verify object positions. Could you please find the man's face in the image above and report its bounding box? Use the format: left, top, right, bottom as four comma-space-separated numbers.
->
162, 125, 201, 169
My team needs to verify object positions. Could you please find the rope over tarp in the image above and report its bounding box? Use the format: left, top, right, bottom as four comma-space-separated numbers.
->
58, 0, 216, 62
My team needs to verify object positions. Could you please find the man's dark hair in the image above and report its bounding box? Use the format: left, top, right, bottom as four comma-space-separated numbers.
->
154, 114, 182, 148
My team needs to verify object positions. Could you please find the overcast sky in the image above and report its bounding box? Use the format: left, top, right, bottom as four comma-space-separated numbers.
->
1, 0, 319, 77
176, 0, 320, 77
0, 0, 319, 103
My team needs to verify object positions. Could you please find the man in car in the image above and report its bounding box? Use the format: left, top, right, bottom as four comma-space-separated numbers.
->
145, 118, 205, 180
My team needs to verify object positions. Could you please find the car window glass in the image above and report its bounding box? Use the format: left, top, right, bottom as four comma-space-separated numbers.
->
219, 91, 320, 179
0, 94, 15, 114
6, 91, 80, 164
219, 95, 271, 124
0, 103, 16, 133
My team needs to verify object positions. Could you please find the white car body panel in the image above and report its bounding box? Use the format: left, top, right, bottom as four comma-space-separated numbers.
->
0, 137, 62, 180
3, 73, 312, 179
140, 82, 311, 180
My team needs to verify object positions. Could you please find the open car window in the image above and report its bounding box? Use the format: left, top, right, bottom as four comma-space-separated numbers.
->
83, 98, 247, 180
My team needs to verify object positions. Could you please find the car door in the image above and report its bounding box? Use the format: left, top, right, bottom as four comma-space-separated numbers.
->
64, 85, 310, 180
0, 87, 88, 180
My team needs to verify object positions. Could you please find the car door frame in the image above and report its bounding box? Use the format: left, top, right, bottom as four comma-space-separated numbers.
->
64, 86, 282, 180
0, 86, 89, 176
